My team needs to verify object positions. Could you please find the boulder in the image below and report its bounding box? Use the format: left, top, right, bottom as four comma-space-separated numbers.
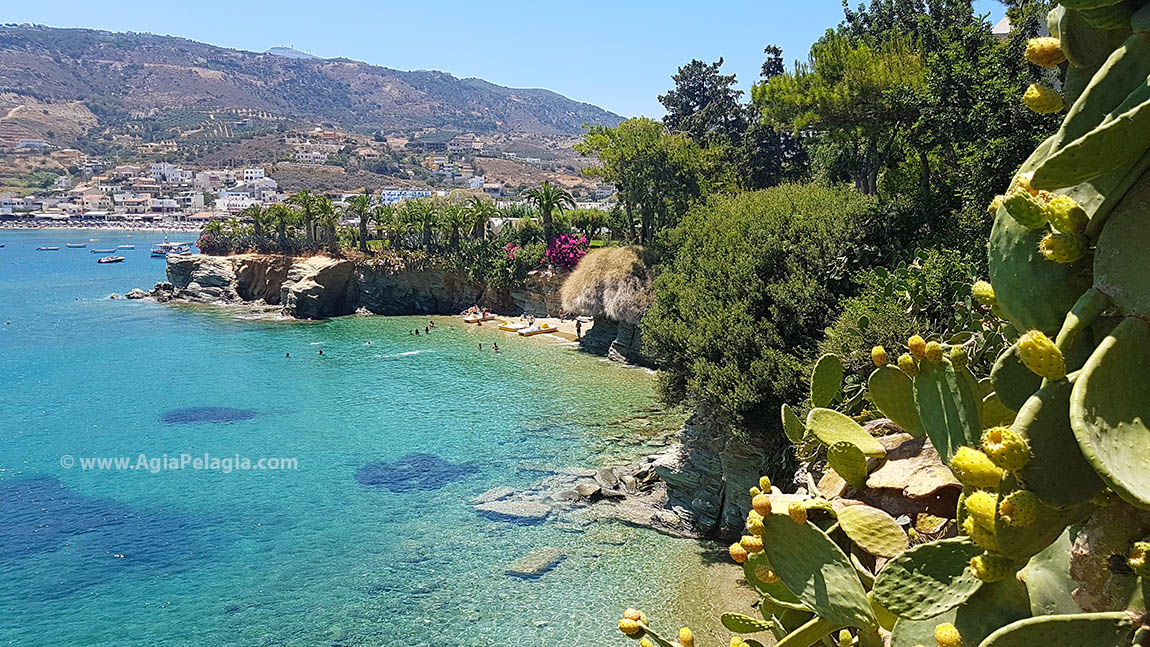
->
474, 500, 551, 524
594, 467, 620, 489
471, 486, 515, 505
574, 482, 603, 501
125, 288, 148, 299
505, 547, 565, 578
281, 256, 358, 319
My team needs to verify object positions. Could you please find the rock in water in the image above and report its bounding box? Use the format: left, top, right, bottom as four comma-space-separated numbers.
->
470, 486, 515, 504
355, 453, 479, 492
125, 288, 148, 299
473, 500, 551, 524
160, 407, 260, 425
505, 547, 565, 577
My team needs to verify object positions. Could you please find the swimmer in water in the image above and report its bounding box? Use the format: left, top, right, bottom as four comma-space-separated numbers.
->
318, 349, 324, 355
492, 342, 499, 352
285, 352, 291, 358
477, 343, 482, 351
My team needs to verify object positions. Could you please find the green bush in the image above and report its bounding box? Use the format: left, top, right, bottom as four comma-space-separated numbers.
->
642, 183, 876, 432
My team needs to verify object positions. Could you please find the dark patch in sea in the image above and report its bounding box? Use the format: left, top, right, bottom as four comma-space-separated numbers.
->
161, 406, 260, 425
355, 453, 480, 492
0, 477, 209, 598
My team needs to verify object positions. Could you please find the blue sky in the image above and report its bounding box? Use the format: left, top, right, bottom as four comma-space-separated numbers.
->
6, 0, 1006, 119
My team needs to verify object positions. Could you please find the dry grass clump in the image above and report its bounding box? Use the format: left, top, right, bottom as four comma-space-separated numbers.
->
560, 246, 650, 324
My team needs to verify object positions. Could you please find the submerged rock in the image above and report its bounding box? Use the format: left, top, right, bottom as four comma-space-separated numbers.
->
355, 453, 479, 492
471, 486, 515, 504
505, 546, 565, 578
474, 500, 551, 524
160, 406, 260, 425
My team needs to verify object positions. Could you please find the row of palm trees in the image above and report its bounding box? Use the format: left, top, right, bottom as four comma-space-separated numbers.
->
207, 181, 579, 254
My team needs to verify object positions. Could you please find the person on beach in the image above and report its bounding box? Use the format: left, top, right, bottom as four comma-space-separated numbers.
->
576, 320, 582, 339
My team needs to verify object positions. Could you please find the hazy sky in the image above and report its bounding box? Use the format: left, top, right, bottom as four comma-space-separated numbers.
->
6, 0, 1006, 118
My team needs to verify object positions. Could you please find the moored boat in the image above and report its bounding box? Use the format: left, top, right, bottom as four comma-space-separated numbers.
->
117, 244, 135, 249
37, 246, 60, 251
97, 256, 125, 264
91, 248, 117, 253
151, 241, 193, 257
65, 242, 87, 248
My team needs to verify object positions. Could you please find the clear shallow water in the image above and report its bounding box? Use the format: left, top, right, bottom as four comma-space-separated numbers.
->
0, 230, 697, 647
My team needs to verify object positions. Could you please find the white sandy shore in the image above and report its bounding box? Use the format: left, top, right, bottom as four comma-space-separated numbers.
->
461, 314, 591, 342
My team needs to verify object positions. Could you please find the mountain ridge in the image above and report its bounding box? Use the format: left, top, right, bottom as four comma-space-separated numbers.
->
0, 25, 624, 136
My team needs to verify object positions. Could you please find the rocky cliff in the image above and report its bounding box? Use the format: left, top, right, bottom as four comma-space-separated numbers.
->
147, 253, 570, 320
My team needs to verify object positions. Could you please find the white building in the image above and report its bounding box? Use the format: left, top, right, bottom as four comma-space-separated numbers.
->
377, 188, 433, 205
295, 151, 329, 164
243, 168, 266, 182
219, 196, 261, 213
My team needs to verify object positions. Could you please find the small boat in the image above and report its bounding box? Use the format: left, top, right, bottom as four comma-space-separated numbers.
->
151, 241, 193, 257
97, 256, 125, 264
117, 244, 135, 249
0, 244, 5, 248
66, 242, 87, 248
463, 311, 495, 324
89, 238, 99, 242
519, 322, 555, 337
91, 248, 117, 253
498, 320, 529, 332
37, 246, 60, 251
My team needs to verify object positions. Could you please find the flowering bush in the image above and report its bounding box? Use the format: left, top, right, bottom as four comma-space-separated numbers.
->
544, 234, 588, 270
504, 242, 521, 260
196, 233, 229, 256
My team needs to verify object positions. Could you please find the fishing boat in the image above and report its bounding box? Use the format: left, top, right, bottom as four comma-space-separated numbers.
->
91, 248, 117, 253
117, 244, 135, 249
150, 241, 193, 257
65, 242, 87, 248
97, 256, 125, 264
37, 246, 60, 251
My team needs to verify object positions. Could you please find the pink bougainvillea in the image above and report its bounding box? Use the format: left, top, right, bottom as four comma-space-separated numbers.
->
504, 242, 521, 260
545, 234, 588, 270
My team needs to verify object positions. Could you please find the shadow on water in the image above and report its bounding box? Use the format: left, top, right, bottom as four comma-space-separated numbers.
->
0, 477, 210, 598
160, 406, 261, 424
354, 453, 480, 492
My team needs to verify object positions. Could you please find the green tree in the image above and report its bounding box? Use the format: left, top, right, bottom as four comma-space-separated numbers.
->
466, 196, 497, 240
522, 181, 575, 244
238, 203, 266, 238
285, 190, 319, 245
264, 204, 298, 248
371, 204, 397, 248
343, 194, 373, 253
658, 57, 747, 147
441, 204, 468, 251
312, 195, 338, 252
576, 118, 713, 243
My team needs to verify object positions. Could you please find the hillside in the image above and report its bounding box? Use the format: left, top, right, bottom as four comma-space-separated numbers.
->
0, 25, 623, 137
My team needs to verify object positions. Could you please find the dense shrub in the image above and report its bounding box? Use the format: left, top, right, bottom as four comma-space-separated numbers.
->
560, 246, 650, 324
642, 183, 876, 432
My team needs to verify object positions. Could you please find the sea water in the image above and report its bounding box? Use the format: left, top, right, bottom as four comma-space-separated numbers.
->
0, 230, 702, 646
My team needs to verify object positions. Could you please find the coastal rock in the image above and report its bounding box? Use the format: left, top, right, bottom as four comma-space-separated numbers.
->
594, 467, 620, 489
125, 288, 148, 299
574, 483, 603, 501
280, 256, 358, 319
510, 269, 565, 316
474, 500, 551, 524
233, 254, 289, 304
471, 486, 515, 504
165, 253, 239, 303
505, 547, 565, 578
355, 265, 513, 315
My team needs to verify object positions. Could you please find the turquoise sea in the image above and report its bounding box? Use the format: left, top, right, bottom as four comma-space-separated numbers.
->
0, 229, 703, 647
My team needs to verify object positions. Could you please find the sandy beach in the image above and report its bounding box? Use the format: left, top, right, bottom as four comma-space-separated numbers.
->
462, 313, 589, 343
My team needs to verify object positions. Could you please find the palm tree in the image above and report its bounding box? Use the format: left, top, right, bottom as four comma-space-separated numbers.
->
441, 204, 468, 251
202, 218, 225, 235
407, 200, 436, 253
523, 181, 575, 243
466, 196, 497, 240
264, 204, 298, 250
239, 204, 266, 237
312, 196, 338, 252
285, 191, 318, 246
344, 194, 373, 253
371, 204, 396, 248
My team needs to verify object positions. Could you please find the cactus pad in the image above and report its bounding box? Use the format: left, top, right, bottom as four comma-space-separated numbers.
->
912, 359, 981, 462
781, 403, 806, 444
1011, 377, 1105, 505
981, 392, 1018, 427
743, 550, 808, 611
720, 613, 774, 634
992, 344, 1044, 411
1019, 529, 1081, 616
1093, 174, 1150, 315
872, 538, 984, 620
811, 354, 843, 408
805, 408, 887, 458
979, 612, 1135, 647
1070, 316, 1150, 507
868, 366, 925, 437
828, 442, 868, 489
836, 504, 908, 558
760, 511, 876, 629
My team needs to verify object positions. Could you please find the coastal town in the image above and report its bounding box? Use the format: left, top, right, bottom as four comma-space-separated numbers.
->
0, 126, 616, 230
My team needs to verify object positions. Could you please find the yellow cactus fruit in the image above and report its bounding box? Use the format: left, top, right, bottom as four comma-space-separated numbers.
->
1128, 542, 1150, 576
788, 501, 808, 525
838, 628, 853, 647
619, 618, 645, 638
988, 194, 1005, 216
746, 515, 765, 536
999, 490, 1040, 527
925, 341, 944, 364
872, 345, 889, 367
679, 626, 695, 647
740, 534, 764, 553
1045, 195, 1088, 234
729, 542, 749, 563
731, 637, 746, 647
1003, 188, 1049, 229
1010, 172, 1037, 196
1023, 83, 1064, 114
1025, 37, 1066, 67
969, 552, 1016, 582
981, 426, 1031, 472
1039, 232, 1088, 265
963, 490, 999, 527
759, 475, 772, 491
950, 447, 1004, 489
752, 493, 773, 517
623, 608, 646, 623
971, 280, 996, 307
962, 516, 998, 552
949, 345, 968, 369
639, 639, 653, 647
898, 353, 920, 378
749, 486, 762, 497
935, 622, 963, 647
908, 334, 927, 358
1018, 330, 1067, 381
